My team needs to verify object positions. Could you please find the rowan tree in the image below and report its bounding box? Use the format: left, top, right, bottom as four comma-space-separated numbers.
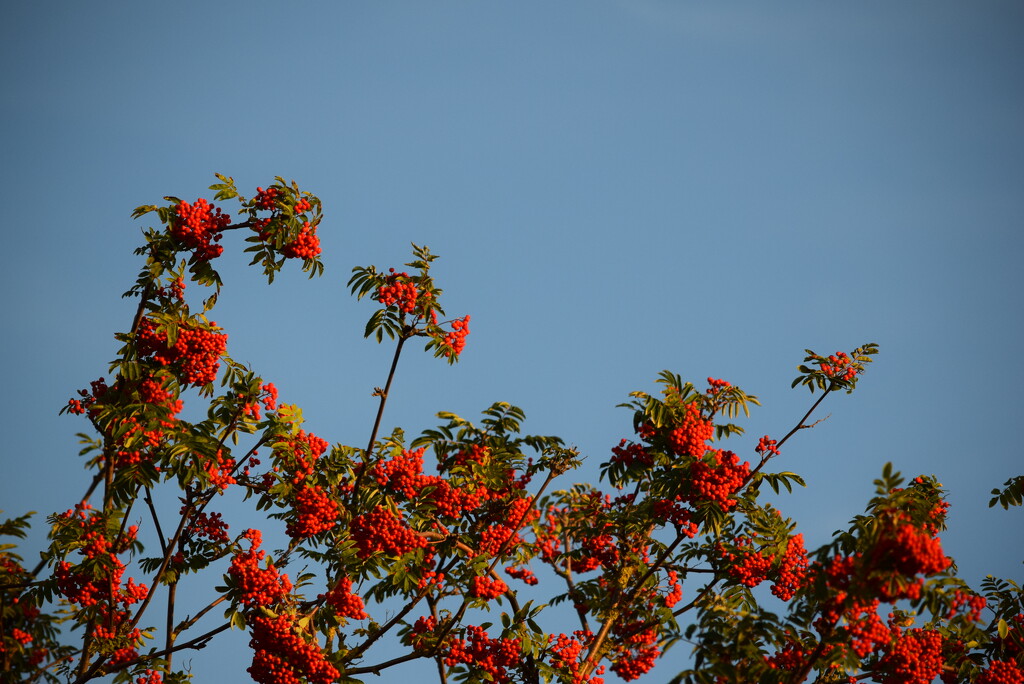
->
1, 175, 1021, 684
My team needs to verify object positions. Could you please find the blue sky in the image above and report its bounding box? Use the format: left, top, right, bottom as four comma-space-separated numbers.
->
2, 2, 1022, 681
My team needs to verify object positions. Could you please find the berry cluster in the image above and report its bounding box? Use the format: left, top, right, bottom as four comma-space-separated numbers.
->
171, 198, 231, 261
876, 628, 944, 684
870, 518, 950, 580
977, 660, 1024, 684
720, 537, 773, 587
771, 533, 810, 601
610, 439, 653, 468
185, 510, 229, 543
377, 270, 420, 313
666, 402, 715, 457
755, 435, 781, 457
443, 624, 522, 683
504, 565, 538, 586
280, 223, 321, 259
228, 531, 292, 608
548, 631, 605, 684
440, 315, 470, 358
349, 505, 427, 559
607, 618, 659, 681
251, 187, 322, 260
136, 318, 228, 387
664, 570, 683, 608
469, 575, 509, 601
272, 430, 329, 485
686, 449, 750, 510
286, 485, 338, 539
819, 351, 858, 382
320, 576, 368, 620
247, 614, 340, 684
254, 186, 281, 210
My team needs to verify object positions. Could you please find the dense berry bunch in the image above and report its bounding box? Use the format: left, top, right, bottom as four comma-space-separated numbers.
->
877, 628, 944, 684
610, 439, 653, 468
171, 198, 231, 261
469, 575, 509, 600
444, 624, 522, 683
228, 532, 292, 607
247, 614, 340, 684
666, 402, 714, 457
687, 449, 750, 509
608, 620, 659, 681
286, 485, 339, 539
280, 223, 321, 259
721, 537, 773, 587
377, 270, 420, 313
548, 631, 605, 684
765, 640, 809, 671
349, 506, 428, 559
254, 186, 280, 210
441, 315, 470, 358
504, 565, 538, 585
664, 570, 683, 608
272, 430, 329, 485
870, 518, 950, 579
135, 318, 228, 386
321, 576, 368, 620
842, 600, 891, 657
977, 660, 1024, 684
771, 533, 810, 600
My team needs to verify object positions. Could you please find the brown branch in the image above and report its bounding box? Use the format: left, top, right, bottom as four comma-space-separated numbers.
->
350, 333, 409, 502
173, 595, 227, 638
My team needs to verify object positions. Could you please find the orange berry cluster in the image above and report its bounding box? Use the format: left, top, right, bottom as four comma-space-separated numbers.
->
877, 628, 944, 684
441, 315, 470, 358
286, 485, 338, 539
819, 351, 858, 382
667, 402, 714, 457
771, 534, 810, 601
252, 187, 322, 259
349, 505, 427, 560
720, 537, 773, 588
687, 449, 750, 510
977, 660, 1024, 684
504, 565, 538, 586
280, 223, 321, 259
171, 198, 231, 261
272, 430, 329, 485
185, 510, 229, 543
469, 575, 509, 600
664, 570, 683, 608
247, 614, 340, 684
608, 619, 659, 681
377, 270, 420, 313
228, 533, 292, 608
610, 439, 653, 468
136, 318, 227, 387
321, 576, 368, 620
548, 631, 605, 684
443, 624, 522, 683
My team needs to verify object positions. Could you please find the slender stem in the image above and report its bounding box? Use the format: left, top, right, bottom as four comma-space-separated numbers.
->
366, 334, 408, 455
173, 595, 227, 638
165, 582, 177, 672
350, 333, 408, 501
144, 488, 167, 556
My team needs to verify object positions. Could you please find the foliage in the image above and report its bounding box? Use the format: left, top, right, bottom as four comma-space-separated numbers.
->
0, 175, 1020, 684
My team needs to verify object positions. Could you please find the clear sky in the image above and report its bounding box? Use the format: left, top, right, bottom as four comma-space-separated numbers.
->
2, 2, 1022, 682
